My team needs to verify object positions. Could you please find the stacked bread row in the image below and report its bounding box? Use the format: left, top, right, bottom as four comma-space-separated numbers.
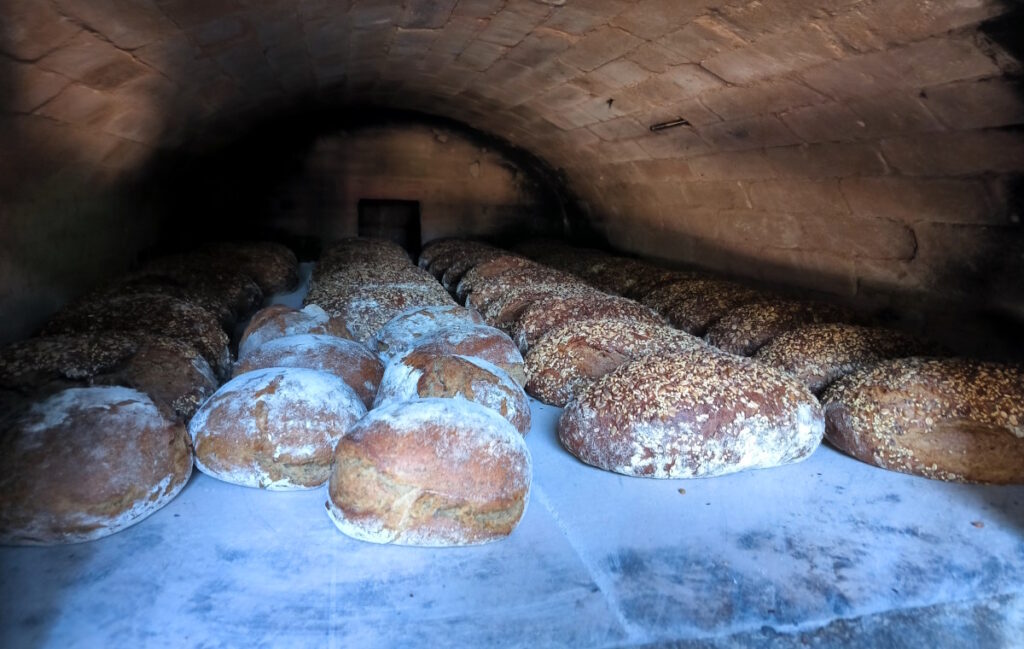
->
433, 238, 1024, 484
0, 242, 301, 545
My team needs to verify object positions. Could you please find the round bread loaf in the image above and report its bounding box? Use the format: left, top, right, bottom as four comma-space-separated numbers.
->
238, 304, 349, 359
375, 352, 530, 435
441, 249, 504, 293
559, 350, 824, 478
135, 253, 264, 319
579, 258, 687, 298
642, 278, 765, 335
372, 305, 486, 364
199, 241, 299, 294
455, 255, 538, 302
0, 386, 193, 545
822, 358, 1024, 483
512, 295, 664, 353
41, 293, 232, 380
309, 284, 456, 344
404, 324, 526, 386
233, 334, 383, 408
465, 267, 580, 313
318, 238, 412, 275
525, 317, 704, 406
425, 243, 496, 280
188, 367, 367, 489
622, 268, 701, 300
479, 282, 603, 332
754, 323, 936, 395
705, 299, 855, 356
417, 238, 473, 269
308, 265, 437, 300
326, 398, 532, 546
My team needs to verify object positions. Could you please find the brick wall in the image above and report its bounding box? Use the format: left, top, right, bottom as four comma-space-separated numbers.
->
1, 0, 1022, 342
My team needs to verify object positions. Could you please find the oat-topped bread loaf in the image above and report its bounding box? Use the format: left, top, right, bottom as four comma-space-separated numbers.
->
822, 358, 1024, 484
705, 299, 855, 356
308, 264, 437, 296
326, 398, 532, 546
132, 253, 264, 320
317, 237, 412, 275
559, 349, 824, 478
417, 238, 475, 269
0, 386, 193, 545
0, 333, 217, 422
199, 241, 299, 294
455, 254, 539, 302
441, 248, 504, 293
479, 282, 604, 332
512, 294, 664, 353
465, 266, 582, 313
375, 352, 530, 435
238, 304, 349, 358
233, 334, 383, 408
308, 283, 456, 344
403, 323, 526, 386
622, 267, 702, 300
754, 323, 937, 395
423, 241, 498, 280
372, 305, 486, 364
642, 278, 766, 336
525, 317, 704, 406
40, 293, 232, 380
189, 367, 366, 490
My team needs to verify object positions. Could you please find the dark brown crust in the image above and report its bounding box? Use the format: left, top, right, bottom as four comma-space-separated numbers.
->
465, 266, 581, 313
441, 249, 505, 292
131, 253, 264, 321
512, 295, 664, 352
557, 349, 823, 478
642, 278, 766, 335
480, 283, 603, 332
822, 358, 1024, 484
0, 387, 193, 545
705, 299, 855, 356
233, 334, 383, 408
199, 241, 299, 294
455, 255, 538, 302
524, 317, 705, 406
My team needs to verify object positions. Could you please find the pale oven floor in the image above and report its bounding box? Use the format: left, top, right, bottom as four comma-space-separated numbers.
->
3, 263, 1023, 648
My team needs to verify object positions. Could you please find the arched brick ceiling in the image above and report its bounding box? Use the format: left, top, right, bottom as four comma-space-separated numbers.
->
2, 0, 1023, 315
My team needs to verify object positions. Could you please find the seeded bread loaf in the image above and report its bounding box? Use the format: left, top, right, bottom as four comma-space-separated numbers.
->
455, 255, 539, 302
525, 317, 704, 406
511, 295, 664, 353
133, 253, 264, 321
326, 398, 531, 546
375, 352, 530, 435
479, 282, 603, 332
189, 367, 367, 489
372, 305, 486, 364
238, 304, 349, 358
754, 323, 937, 395
441, 249, 504, 293
822, 358, 1024, 483
233, 334, 383, 408
0, 386, 193, 545
199, 241, 299, 294
705, 300, 855, 356
642, 278, 766, 336
559, 350, 824, 478
465, 267, 582, 313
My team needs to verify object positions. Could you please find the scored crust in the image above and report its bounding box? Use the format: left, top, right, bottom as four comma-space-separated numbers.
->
402, 324, 526, 387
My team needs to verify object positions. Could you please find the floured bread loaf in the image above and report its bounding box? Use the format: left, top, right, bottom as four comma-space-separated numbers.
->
823, 358, 1024, 483
326, 398, 532, 546
375, 352, 530, 435
559, 350, 824, 478
238, 304, 349, 359
754, 323, 936, 394
0, 386, 192, 545
642, 278, 765, 335
233, 334, 383, 408
404, 324, 526, 386
199, 241, 299, 294
309, 284, 456, 344
372, 305, 486, 364
511, 295, 663, 353
525, 317, 704, 406
188, 367, 366, 489
40, 293, 232, 379
455, 255, 539, 302
705, 299, 854, 356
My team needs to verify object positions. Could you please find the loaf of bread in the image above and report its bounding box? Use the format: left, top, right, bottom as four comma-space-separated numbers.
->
524, 317, 705, 406
40, 293, 232, 379
375, 352, 530, 435
754, 323, 936, 395
238, 304, 349, 359
642, 278, 765, 335
511, 295, 664, 353
318, 237, 412, 275
199, 241, 299, 294
233, 334, 383, 408
441, 249, 504, 293
465, 267, 581, 313
309, 284, 456, 344
822, 358, 1024, 483
559, 349, 824, 478
455, 255, 538, 302
188, 367, 366, 489
404, 324, 526, 386
417, 238, 476, 270
580, 258, 690, 298
308, 265, 437, 298
133, 253, 264, 321
372, 305, 486, 364
479, 283, 603, 332
0, 386, 193, 545
705, 299, 854, 356
326, 398, 532, 546
425, 241, 498, 280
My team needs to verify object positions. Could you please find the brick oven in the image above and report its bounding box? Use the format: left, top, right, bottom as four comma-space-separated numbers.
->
1, 1, 1022, 647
